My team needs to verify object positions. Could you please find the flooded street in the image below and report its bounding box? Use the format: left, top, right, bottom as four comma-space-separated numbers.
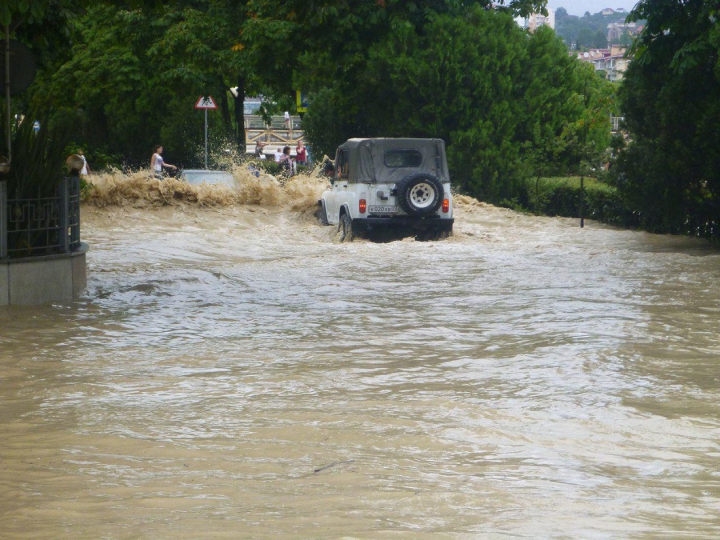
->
1, 174, 719, 538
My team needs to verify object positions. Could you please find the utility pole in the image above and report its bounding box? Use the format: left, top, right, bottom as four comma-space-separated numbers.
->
4, 25, 11, 161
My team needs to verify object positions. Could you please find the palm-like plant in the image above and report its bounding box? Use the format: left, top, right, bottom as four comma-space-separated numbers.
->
1, 112, 69, 199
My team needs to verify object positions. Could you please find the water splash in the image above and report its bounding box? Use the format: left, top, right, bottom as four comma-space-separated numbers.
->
83, 165, 329, 212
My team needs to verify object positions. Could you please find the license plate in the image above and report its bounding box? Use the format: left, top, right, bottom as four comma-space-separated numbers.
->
368, 205, 398, 213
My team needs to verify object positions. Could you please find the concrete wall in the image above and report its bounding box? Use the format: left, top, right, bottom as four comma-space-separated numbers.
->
0, 243, 88, 305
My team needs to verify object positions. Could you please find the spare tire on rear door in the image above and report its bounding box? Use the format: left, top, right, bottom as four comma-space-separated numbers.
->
396, 173, 444, 216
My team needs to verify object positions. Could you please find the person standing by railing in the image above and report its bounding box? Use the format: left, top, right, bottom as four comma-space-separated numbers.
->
254, 140, 267, 158
279, 146, 294, 176
284, 111, 291, 132
295, 141, 307, 167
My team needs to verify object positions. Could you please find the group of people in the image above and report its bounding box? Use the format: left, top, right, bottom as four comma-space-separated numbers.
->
254, 140, 308, 175
277, 141, 308, 175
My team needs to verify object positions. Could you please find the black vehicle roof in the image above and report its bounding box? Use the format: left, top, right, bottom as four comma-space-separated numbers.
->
336, 138, 450, 183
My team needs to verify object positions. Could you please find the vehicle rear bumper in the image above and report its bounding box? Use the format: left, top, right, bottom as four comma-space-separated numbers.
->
352, 216, 454, 232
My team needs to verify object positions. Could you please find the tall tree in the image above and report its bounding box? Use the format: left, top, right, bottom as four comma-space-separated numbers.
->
299, 8, 613, 203
149, 0, 255, 149
615, 0, 720, 235
241, 0, 548, 102
27, 1, 255, 167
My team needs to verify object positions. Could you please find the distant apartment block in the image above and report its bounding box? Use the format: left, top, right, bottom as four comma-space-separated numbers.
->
575, 46, 630, 81
524, 10, 555, 31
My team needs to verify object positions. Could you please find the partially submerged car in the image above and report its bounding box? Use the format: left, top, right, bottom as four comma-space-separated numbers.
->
318, 138, 453, 241
180, 169, 236, 186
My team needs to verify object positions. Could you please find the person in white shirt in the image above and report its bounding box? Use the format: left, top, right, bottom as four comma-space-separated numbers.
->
150, 145, 177, 178
78, 149, 90, 175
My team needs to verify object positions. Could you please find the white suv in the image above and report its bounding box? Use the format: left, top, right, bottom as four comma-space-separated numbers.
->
318, 138, 454, 241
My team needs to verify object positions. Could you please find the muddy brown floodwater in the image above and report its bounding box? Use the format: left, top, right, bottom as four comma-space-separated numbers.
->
1, 170, 719, 539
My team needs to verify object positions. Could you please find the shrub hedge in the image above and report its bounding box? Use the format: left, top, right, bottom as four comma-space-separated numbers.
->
516, 176, 638, 229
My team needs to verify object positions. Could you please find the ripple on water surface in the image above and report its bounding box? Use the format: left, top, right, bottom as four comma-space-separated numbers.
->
1, 182, 720, 538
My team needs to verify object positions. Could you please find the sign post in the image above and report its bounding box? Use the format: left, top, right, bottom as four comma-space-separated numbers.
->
194, 96, 218, 169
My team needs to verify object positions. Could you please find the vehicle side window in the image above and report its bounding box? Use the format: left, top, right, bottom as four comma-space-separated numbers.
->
336, 149, 349, 180
384, 149, 422, 168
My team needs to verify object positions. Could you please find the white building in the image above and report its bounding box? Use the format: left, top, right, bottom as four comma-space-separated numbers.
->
575, 46, 630, 81
525, 10, 555, 31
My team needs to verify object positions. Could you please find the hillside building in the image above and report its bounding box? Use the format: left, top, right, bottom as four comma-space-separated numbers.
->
524, 10, 555, 31
575, 46, 630, 81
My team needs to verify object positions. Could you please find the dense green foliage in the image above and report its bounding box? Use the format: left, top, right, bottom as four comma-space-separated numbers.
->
7, 0, 616, 215
613, 0, 720, 239
1, 0, 58, 26
298, 8, 613, 203
11, 1, 255, 169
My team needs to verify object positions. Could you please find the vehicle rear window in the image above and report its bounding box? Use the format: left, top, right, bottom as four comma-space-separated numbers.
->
384, 149, 423, 168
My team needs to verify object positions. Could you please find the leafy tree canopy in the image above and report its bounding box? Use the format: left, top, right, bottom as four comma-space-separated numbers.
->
19, 1, 256, 168
298, 8, 612, 202
6, 0, 619, 211
614, 0, 720, 235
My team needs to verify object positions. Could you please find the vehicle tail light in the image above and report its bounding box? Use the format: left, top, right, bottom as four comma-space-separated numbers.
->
442, 198, 450, 213
359, 198, 367, 214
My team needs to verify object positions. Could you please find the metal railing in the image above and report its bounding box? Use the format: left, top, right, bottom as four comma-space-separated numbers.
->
0, 176, 81, 258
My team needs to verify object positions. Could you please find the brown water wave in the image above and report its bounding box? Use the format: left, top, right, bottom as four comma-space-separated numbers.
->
83, 166, 328, 211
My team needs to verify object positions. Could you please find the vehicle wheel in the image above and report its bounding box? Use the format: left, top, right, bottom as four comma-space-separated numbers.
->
417, 225, 452, 241
396, 173, 444, 217
437, 225, 452, 240
317, 201, 329, 225
338, 213, 354, 242
417, 229, 437, 241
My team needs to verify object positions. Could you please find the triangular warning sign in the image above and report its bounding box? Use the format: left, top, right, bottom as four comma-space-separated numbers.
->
194, 96, 218, 109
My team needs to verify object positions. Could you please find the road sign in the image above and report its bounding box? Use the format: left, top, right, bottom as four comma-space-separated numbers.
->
194, 96, 218, 110
296, 90, 309, 113
195, 97, 217, 168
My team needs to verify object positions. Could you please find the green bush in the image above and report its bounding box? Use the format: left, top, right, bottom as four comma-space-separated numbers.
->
254, 159, 281, 176
518, 176, 635, 228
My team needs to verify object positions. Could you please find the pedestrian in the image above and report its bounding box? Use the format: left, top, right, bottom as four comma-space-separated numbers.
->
274, 147, 283, 163
295, 140, 307, 167
284, 110, 291, 131
254, 140, 267, 158
279, 145, 293, 175
78, 149, 91, 175
150, 145, 177, 179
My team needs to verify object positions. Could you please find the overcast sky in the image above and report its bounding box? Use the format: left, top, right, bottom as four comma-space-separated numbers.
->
550, 0, 639, 16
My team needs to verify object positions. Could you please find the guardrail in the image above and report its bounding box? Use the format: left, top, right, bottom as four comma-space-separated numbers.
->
0, 176, 81, 258
244, 115, 304, 151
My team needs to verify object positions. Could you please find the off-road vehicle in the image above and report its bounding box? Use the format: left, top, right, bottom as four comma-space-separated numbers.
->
318, 138, 453, 241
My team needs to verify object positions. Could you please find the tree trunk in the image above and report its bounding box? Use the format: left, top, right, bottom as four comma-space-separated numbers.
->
218, 81, 232, 141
